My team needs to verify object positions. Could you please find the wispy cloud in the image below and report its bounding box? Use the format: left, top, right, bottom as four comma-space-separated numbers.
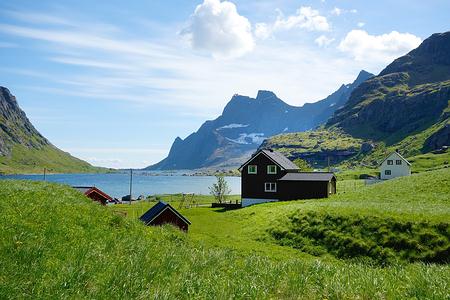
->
330, 7, 357, 16
255, 6, 330, 39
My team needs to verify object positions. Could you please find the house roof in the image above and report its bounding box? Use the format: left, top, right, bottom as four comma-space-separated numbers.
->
140, 201, 191, 225
278, 172, 336, 182
239, 149, 299, 171
73, 186, 113, 201
379, 151, 412, 166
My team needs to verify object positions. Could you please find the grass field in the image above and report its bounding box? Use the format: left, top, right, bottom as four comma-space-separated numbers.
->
0, 144, 108, 174
1, 168, 449, 298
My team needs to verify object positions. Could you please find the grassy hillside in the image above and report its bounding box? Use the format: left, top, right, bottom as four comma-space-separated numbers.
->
1, 171, 450, 298
262, 126, 450, 172
0, 86, 106, 174
0, 144, 107, 174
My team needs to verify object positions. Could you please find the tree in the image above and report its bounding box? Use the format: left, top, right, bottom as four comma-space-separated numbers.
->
293, 158, 313, 171
209, 175, 231, 203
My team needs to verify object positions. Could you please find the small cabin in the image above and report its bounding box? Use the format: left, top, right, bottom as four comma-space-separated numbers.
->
73, 186, 113, 205
379, 151, 411, 180
140, 201, 191, 231
239, 149, 336, 207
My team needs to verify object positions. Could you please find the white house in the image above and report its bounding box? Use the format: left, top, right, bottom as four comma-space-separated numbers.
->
379, 152, 411, 180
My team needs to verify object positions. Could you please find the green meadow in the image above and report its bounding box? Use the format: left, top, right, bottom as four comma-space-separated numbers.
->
1, 168, 449, 298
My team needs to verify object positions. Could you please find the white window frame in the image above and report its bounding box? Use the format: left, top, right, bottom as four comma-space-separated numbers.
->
387, 160, 393, 165
264, 182, 277, 192
396, 160, 402, 165
248, 165, 257, 174
385, 170, 391, 175
267, 165, 277, 174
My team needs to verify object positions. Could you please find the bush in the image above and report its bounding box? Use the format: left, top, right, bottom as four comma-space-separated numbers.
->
269, 211, 450, 265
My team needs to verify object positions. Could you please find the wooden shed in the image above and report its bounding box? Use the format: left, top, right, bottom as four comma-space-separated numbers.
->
73, 186, 113, 205
140, 201, 191, 231
277, 172, 336, 201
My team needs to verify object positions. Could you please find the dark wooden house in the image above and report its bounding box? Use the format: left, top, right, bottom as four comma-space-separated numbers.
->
239, 149, 336, 207
140, 201, 191, 231
73, 186, 113, 205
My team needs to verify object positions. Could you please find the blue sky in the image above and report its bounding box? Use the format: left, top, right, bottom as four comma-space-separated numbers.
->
0, 0, 449, 168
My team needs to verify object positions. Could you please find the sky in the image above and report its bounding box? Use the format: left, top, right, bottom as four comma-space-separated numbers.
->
0, 0, 449, 169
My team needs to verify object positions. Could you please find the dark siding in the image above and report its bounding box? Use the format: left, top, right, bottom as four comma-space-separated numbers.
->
151, 208, 189, 231
241, 153, 286, 199
278, 181, 330, 200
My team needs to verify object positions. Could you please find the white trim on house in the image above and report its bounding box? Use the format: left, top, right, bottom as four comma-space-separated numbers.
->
267, 165, 277, 174
264, 182, 277, 192
248, 165, 257, 174
238, 151, 286, 171
241, 198, 278, 207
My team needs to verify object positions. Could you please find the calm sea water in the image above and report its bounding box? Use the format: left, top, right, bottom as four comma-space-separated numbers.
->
0, 172, 241, 199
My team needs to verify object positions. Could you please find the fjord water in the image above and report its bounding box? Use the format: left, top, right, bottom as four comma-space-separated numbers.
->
0, 172, 241, 198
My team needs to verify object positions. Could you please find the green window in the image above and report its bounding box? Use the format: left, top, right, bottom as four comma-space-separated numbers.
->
248, 165, 257, 174
267, 165, 277, 174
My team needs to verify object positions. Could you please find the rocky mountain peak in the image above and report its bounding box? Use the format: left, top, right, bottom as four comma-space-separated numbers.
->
256, 90, 277, 101
0, 86, 50, 156
379, 31, 450, 85
355, 70, 374, 83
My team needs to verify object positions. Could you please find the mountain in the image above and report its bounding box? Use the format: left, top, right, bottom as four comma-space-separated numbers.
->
327, 31, 450, 154
147, 70, 373, 170
0, 86, 104, 174
262, 31, 450, 168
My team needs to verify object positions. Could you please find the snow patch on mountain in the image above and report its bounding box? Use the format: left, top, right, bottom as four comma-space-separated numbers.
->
217, 123, 249, 130
226, 133, 265, 145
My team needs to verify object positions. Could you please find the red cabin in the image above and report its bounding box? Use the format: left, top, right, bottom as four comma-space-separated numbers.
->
73, 186, 113, 205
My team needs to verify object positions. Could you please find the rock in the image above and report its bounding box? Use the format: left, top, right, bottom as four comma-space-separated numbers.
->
424, 124, 450, 151
360, 142, 375, 154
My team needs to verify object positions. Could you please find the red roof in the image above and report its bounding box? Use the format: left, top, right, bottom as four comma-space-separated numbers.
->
73, 186, 113, 201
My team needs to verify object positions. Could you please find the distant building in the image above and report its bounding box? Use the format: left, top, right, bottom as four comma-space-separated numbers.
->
239, 149, 336, 207
379, 152, 411, 180
73, 186, 113, 205
140, 201, 191, 231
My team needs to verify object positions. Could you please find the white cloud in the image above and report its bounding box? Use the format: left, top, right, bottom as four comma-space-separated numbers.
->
338, 30, 422, 64
315, 35, 335, 47
357, 22, 365, 28
274, 6, 330, 32
180, 0, 254, 58
331, 7, 357, 16
256, 6, 330, 40
1, 9, 376, 169
254, 22, 271, 40
331, 7, 342, 16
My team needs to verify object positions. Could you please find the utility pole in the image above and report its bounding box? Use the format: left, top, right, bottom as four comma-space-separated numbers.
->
327, 156, 331, 172
129, 169, 133, 205
43, 168, 46, 181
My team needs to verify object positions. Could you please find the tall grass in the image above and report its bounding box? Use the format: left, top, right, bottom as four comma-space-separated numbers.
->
1, 175, 449, 298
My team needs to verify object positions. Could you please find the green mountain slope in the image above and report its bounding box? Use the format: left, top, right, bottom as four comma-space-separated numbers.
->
1, 169, 449, 298
0, 86, 104, 174
262, 31, 450, 168
327, 31, 450, 151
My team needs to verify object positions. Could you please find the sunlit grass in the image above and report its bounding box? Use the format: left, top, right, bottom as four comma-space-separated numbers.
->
1, 169, 449, 298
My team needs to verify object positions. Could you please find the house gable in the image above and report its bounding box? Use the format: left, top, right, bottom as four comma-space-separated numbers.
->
379, 152, 411, 167
239, 149, 299, 171
140, 201, 191, 226
379, 152, 411, 180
